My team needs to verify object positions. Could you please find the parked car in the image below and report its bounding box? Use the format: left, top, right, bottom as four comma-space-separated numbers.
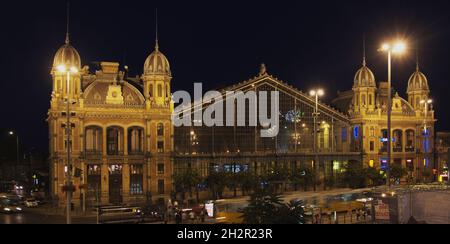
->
24, 198, 39, 208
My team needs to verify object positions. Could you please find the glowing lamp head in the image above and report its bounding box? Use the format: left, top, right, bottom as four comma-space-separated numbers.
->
8, 131, 14, 135
381, 43, 390, 52
309, 90, 316, 96
317, 89, 325, 96
392, 42, 406, 54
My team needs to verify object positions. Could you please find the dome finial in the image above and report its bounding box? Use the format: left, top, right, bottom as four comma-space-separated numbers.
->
65, 1, 70, 45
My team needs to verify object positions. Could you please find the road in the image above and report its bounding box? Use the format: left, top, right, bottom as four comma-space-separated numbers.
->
0, 209, 97, 224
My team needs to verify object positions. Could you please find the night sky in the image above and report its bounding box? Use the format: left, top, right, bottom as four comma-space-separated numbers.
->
1, 0, 450, 154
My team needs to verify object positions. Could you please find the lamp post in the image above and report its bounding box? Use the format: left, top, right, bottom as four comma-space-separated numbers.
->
57, 64, 78, 225
420, 99, 433, 135
310, 89, 324, 191
379, 41, 407, 188
8, 131, 19, 181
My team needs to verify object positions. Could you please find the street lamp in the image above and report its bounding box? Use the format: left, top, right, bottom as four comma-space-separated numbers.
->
8, 131, 19, 182
310, 89, 324, 191
57, 64, 78, 225
379, 40, 407, 188
420, 99, 433, 134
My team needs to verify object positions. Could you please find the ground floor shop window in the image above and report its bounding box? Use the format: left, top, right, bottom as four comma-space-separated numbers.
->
130, 164, 143, 195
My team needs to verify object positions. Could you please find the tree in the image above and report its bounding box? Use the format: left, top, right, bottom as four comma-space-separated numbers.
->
265, 166, 290, 193
366, 167, 385, 187
238, 171, 258, 196
294, 167, 316, 192
241, 189, 305, 224
205, 171, 227, 200
421, 167, 434, 184
173, 169, 203, 204
390, 164, 407, 184
225, 172, 240, 197
343, 161, 366, 189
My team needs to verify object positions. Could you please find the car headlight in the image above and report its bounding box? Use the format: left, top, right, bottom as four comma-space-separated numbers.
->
4, 208, 11, 212
16, 207, 22, 211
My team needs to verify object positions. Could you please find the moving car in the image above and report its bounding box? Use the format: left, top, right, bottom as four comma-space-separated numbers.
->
24, 198, 39, 208
0, 196, 23, 214
98, 206, 144, 224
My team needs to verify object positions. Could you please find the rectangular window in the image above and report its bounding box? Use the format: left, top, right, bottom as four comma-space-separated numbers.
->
157, 163, 165, 175
130, 164, 143, 195
370, 141, 375, 152
158, 180, 165, 195
157, 141, 164, 153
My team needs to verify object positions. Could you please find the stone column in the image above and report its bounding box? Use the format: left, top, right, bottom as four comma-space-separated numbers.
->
101, 162, 109, 205
122, 163, 130, 204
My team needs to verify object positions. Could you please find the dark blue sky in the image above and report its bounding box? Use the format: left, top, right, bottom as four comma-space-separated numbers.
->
1, 0, 450, 152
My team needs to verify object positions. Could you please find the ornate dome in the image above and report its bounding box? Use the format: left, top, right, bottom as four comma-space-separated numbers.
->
407, 67, 429, 93
143, 42, 171, 76
53, 37, 81, 70
353, 60, 376, 88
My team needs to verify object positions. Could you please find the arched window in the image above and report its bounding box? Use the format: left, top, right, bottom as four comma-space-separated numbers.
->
416, 97, 420, 108
149, 84, 154, 98
369, 94, 373, 106
128, 127, 144, 155
361, 94, 366, 106
157, 123, 164, 137
393, 130, 403, 152
107, 127, 124, 155
166, 84, 170, 98
158, 84, 163, 97
85, 126, 102, 154
406, 130, 415, 152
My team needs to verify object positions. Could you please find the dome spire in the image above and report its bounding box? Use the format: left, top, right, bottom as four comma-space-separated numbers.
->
362, 35, 366, 66
416, 41, 420, 71
155, 8, 159, 51
65, 1, 70, 45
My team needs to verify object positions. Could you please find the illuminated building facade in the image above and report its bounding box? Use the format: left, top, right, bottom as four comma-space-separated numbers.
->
333, 56, 435, 183
48, 35, 173, 207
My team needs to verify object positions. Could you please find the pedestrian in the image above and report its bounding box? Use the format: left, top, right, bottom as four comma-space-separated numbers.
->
201, 208, 206, 223
175, 210, 182, 224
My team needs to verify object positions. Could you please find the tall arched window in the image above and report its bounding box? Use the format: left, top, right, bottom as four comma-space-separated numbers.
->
406, 130, 415, 152
393, 130, 403, 152
107, 127, 124, 155
157, 123, 164, 137
166, 84, 170, 98
128, 127, 144, 155
369, 94, 373, 106
149, 84, 154, 98
158, 84, 163, 97
361, 94, 366, 106
85, 126, 102, 154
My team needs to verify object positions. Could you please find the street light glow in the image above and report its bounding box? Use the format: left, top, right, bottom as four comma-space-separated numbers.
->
392, 42, 406, 54
8, 131, 14, 135
379, 41, 407, 54
310, 89, 324, 97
